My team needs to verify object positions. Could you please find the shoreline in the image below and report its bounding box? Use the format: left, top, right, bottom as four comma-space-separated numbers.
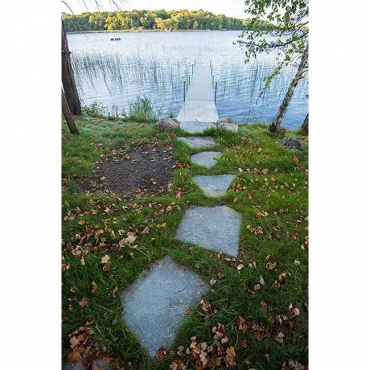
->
67, 29, 240, 35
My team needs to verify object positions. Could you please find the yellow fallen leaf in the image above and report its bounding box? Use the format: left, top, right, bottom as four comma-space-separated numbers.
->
100, 255, 110, 264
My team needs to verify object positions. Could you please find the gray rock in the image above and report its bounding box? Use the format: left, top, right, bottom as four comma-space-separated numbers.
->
216, 117, 238, 133
193, 174, 236, 197
191, 151, 222, 168
177, 136, 215, 149
157, 118, 180, 131
176, 206, 242, 257
278, 137, 304, 150
180, 121, 216, 133
121, 256, 209, 357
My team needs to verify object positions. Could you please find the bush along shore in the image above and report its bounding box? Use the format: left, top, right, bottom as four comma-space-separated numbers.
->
62, 110, 308, 369
62, 9, 274, 33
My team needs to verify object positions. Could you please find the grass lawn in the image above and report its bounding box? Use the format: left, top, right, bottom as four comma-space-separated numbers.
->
62, 114, 308, 369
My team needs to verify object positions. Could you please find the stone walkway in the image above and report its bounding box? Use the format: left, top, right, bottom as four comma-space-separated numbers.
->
66, 63, 242, 367
119, 61, 241, 359
120, 135, 241, 357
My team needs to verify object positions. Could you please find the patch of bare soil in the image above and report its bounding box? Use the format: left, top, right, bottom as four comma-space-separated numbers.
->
81, 143, 177, 196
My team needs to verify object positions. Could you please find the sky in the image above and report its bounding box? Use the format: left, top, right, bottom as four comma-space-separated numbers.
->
62, 0, 248, 19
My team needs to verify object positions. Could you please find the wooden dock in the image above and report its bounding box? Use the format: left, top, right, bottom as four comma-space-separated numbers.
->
177, 63, 219, 123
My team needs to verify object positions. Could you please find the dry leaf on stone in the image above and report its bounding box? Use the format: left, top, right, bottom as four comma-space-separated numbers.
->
156, 347, 167, 359
184, 307, 191, 315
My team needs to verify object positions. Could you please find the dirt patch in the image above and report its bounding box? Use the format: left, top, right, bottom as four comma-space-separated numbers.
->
81, 143, 176, 196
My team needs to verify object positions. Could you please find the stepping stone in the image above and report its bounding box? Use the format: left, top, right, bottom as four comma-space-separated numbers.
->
121, 256, 210, 358
176, 206, 242, 257
177, 136, 215, 149
193, 174, 236, 197
191, 151, 221, 169
180, 121, 216, 134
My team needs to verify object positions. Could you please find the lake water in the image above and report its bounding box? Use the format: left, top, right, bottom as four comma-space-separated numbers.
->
67, 31, 308, 129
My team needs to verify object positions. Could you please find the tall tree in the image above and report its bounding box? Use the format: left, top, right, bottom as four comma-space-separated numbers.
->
238, 0, 308, 133
61, 19, 81, 115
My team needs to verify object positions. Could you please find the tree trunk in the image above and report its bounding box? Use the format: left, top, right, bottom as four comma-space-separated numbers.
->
62, 88, 79, 135
62, 19, 81, 115
301, 113, 308, 134
269, 42, 309, 133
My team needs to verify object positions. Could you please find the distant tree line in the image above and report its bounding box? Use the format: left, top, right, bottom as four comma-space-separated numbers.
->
61, 9, 272, 32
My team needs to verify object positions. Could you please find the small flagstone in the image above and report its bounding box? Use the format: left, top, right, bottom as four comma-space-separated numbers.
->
193, 174, 236, 197
177, 136, 215, 149
190, 151, 221, 169
176, 206, 242, 257
121, 256, 210, 358
180, 121, 215, 133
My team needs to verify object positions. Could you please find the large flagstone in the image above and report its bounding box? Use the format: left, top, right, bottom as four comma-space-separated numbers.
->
177, 136, 215, 149
190, 151, 221, 168
121, 256, 210, 357
180, 121, 215, 133
193, 174, 236, 197
175, 206, 242, 257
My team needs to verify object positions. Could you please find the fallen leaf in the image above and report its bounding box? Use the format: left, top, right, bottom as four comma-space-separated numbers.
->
202, 301, 212, 313
68, 346, 84, 363
200, 350, 209, 367
275, 331, 285, 344
78, 297, 90, 308
289, 307, 300, 319
184, 307, 191, 315
157, 223, 166, 229
266, 261, 277, 270
156, 347, 167, 359
256, 333, 264, 342
259, 275, 265, 285
125, 235, 136, 245
169, 359, 186, 370
241, 339, 248, 348
100, 255, 110, 264
141, 226, 150, 234
217, 271, 224, 279
225, 347, 236, 367
236, 263, 244, 271
210, 277, 217, 286
238, 316, 248, 332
